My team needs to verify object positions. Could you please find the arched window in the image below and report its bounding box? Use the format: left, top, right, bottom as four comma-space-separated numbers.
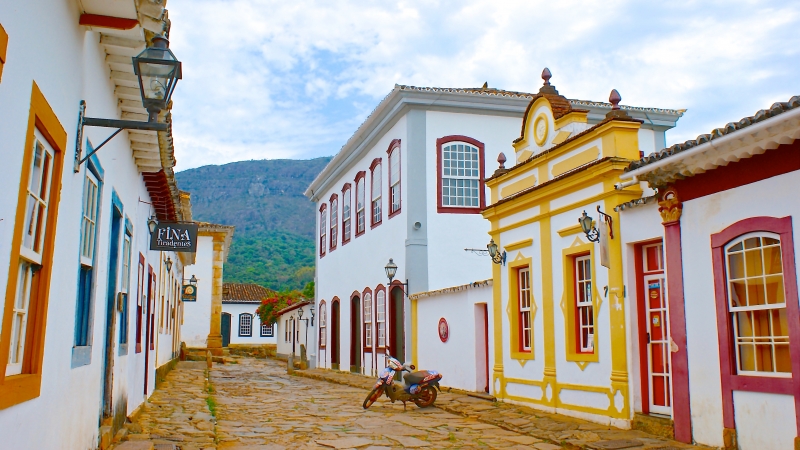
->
363, 292, 373, 348
355, 172, 366, 236
341, 184, 352, 244
319, 204, 327, 257
319, 301, 327, 347
388, 141, 401, 216
239, 313, 253, 337
370, 158, 382, 227
725, 233, 789, 375
329, 194, 338, 251
436, 136, 485, 213
376, 290, 386, 348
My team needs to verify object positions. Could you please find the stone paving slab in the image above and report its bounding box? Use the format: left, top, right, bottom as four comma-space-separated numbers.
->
293, 364, 701, 450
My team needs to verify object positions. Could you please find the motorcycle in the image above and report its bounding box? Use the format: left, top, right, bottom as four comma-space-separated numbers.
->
362, 355, 443, 410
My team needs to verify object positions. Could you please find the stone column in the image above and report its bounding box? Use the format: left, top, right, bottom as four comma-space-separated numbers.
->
206, 233, 225, 355
658, 188, 692, 444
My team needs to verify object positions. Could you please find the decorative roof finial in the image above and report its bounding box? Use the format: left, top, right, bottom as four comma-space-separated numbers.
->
542, 68, 552, 86
609, 89, 621, 110
482, 81, 488, 90
497, 152, 507, 169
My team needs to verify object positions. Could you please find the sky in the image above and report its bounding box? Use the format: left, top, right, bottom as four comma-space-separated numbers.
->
166, 0, 800, 172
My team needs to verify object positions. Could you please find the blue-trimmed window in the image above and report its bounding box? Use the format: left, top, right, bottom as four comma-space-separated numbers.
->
261, 320, 274, 337
239, 313, 253, 337
119, 220, 133, 349
73, 151, 103, 367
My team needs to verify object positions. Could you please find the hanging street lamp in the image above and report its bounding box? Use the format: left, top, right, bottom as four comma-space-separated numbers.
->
487, 239, 506, 265
164, 256, 173, 273
385, 258, 409, 297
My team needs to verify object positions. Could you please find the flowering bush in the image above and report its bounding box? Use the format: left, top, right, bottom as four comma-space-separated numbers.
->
256, 290, 304, 325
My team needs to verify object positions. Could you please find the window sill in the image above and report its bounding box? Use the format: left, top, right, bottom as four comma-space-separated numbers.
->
355, 230, 365, 238
388, 208, 401, 219
510, 349, 535, 365
370, 220, 382, 230
0, 373, 41, 410
71, 345, 93, 368
729, 374, 792, 395
565, 351, 599, 363
437, 206, 483, 214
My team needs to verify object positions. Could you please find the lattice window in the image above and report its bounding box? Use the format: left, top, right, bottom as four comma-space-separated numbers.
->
441, 142, 480, 208
377, 290, 386, 347
518, 267, 532, 351
364, 292, 373, 347
575, 255, 594, 353
239, 314, 252, 337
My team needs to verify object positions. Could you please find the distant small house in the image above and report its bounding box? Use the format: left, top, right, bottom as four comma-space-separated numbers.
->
222, 283, 277, 346
276, 300, 316, 368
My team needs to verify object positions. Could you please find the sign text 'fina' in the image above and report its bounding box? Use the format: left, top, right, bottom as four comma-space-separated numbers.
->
150, 222, 198, 252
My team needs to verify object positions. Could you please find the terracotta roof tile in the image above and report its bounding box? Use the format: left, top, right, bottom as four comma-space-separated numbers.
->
222, 283, 275, 303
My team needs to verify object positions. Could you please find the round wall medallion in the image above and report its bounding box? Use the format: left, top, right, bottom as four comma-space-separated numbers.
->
533, 114, 549, 146
438, 318, 449, 343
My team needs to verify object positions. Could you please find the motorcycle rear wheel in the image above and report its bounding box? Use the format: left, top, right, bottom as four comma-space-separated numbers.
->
413, 385, 437, 408
363, 386, 384, 409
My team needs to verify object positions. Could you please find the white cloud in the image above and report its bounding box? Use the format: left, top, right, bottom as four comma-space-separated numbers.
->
167, 0, 800, 171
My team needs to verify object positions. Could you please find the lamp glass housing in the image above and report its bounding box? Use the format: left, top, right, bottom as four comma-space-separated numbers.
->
487, 239, 498, 258
189, 274, 197, 286
385, 258, 398, 282
148, 215, 158, 233
132, 37, 182, 113
165, 257, 173, 273
298, 308, 304, 319
579, 211, 594, 234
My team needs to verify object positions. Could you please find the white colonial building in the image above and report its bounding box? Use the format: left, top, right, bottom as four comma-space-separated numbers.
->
305, 77, 683, 393
222, 283, 277, 346
617, 96, 800, 449
276, 300, 317, 368
0, 0, 193, 448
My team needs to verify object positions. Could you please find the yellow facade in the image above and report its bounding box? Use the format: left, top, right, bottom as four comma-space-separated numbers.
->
482, 81, 643, 424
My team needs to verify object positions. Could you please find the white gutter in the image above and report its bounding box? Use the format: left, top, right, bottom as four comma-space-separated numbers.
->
620, 106, 800, 180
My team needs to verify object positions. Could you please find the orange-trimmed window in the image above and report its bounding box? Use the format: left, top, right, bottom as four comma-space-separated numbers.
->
574, 254, 594, 353
329, 194, 338, 251
319, 204, 327, 257
370, 159, 382, 228
518, 267, 532, 352
388, 141, 401, 216
341, 184, 352, 244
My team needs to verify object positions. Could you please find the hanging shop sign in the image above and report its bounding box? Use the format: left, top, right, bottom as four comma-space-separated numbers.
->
438, 318, 449, 343
150, 222, 198, 252
182, 284, 197, 302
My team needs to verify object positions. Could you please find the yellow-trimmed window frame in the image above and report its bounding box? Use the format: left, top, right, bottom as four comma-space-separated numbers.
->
0, 82, 67, 410
562, 242, 600, 364
507, 253, 535, 362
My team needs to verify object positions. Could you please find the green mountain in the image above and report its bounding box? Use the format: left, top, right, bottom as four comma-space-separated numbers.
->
175, 157, 331, 291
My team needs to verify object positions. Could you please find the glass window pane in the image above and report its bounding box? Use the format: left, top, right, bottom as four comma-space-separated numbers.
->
746, 278, 766, 306
765, 275, 785, 305
728, 253, 744, 279
744, 237, 761, 249
739, 344, 755, 371
763, 245, 783, 275
730, 280, 747, 307
744, 249, 763, 277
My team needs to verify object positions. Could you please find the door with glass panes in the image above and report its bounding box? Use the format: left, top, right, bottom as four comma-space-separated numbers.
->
640, 243, 672, 415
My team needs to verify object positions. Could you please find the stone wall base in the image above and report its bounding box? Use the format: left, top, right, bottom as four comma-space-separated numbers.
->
632, 413, 674, 440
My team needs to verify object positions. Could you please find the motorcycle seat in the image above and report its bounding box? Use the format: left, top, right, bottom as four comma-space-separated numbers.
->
405, 370, 433, 385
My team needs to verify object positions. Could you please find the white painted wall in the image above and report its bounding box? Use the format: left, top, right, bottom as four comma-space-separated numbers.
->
0, 1, 183, 447
276, 303, 317, 368
183, 236, 214, 348
223, 302, 277, 345
414, 285, 492, 392
680, 170, 800, 449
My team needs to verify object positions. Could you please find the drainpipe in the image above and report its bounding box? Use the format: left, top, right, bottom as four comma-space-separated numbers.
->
614, 176, 638, 190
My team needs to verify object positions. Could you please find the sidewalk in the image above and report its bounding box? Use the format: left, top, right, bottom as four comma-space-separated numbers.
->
292, 366, 699, 450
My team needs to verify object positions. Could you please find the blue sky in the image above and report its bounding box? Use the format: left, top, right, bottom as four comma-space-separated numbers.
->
167, 0, 800, 171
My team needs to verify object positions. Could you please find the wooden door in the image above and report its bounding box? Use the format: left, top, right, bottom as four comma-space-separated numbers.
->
350, 296, 361, 373
331, 300, 340, 370
221, 313, 231, 347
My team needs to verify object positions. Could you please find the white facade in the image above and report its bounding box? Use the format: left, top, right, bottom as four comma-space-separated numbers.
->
183, 235, 215, 348
0, 1, 189, 448
223, 302, 277, 345
276, 301, 317, 368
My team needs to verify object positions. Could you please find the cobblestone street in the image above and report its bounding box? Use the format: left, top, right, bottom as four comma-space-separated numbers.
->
125, 357, 698, 449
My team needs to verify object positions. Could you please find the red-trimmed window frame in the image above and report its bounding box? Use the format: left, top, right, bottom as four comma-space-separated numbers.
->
354, 171, 366, 237
436, 135, 486, 214
318, 203, 327, 258
573, 253, 594, 355
370, 158, 382, 229
518, 267, 532, 353
369, 284, 385, 352
711, 216, 800, 430
341, 183, 352, 245
362, 287, 374, 352
387, 140, 401, 218
318, 300, 327, 349
376, 285, 388, 351
329, 193, 338, 252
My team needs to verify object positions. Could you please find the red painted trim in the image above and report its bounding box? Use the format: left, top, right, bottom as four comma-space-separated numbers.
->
710, 216, 800, 435
634, 240, 667, 415
318, 300, 327, 349
361, 287, 375, 352
318, 204, 327, 258
436, 135, 486, 214
79, 14, 139, 30
354, 171, 366, 237
329, 194, 338, 251
387, 140, 402, 219
662, 219, 692, 443
331, 298, 340, 366
675, 140, 800, 202
515, 267, 532, 353
370, 159, 383, 229
341, 185, 351, 245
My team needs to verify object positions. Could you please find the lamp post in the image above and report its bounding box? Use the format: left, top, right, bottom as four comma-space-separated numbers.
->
74, 34, 182, 172
385, 258, 409, 297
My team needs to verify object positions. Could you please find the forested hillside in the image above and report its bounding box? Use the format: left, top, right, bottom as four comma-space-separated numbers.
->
175, 157, 331, 291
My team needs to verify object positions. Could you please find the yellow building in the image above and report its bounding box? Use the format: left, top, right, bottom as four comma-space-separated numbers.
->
482, 70, 681, 426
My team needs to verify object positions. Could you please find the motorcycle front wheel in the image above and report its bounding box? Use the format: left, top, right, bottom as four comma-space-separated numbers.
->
413, 385, 437, 408
363, 385, 384, 409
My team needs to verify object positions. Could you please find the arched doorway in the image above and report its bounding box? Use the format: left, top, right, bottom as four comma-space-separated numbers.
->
389, 286, 405, 368
350, 295, 362, 373
331, 300, 341, 370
